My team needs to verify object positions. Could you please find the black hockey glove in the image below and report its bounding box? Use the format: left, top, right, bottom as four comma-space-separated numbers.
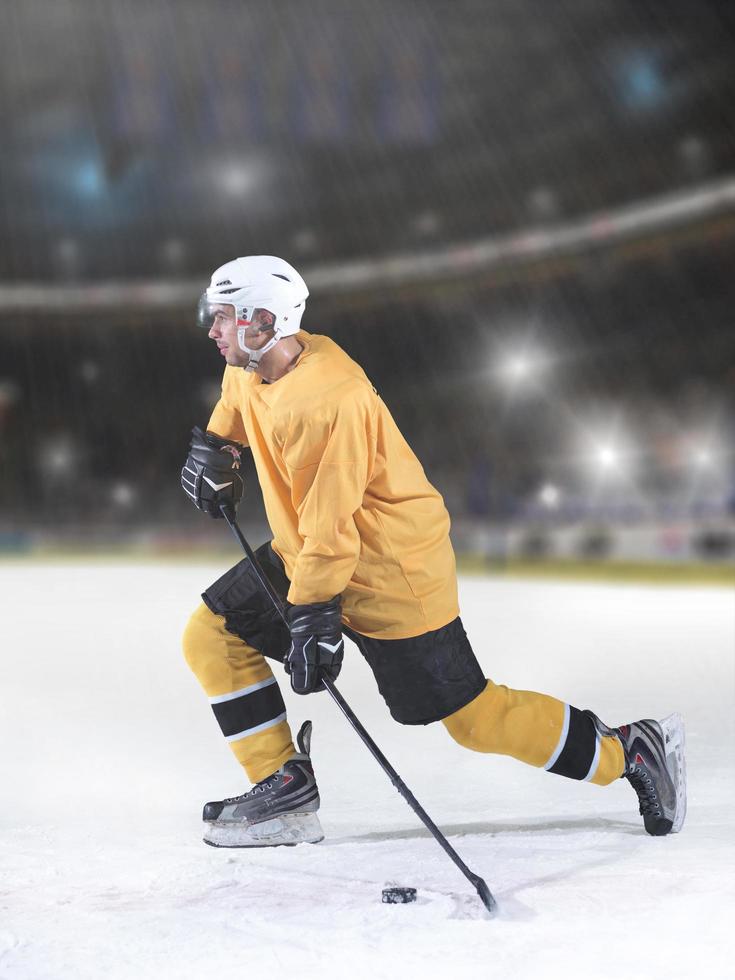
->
285, 596, 344, 695
181, 426, 245, 519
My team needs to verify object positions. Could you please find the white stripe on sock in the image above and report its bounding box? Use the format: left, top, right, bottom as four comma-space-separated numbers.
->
225, 711, 287, 743
209, 676, 277, 705
543, 703, 571, 771
582, 733, 602, 782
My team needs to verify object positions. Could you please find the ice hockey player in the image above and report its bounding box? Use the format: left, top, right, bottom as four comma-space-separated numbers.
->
181, 255, 686, 848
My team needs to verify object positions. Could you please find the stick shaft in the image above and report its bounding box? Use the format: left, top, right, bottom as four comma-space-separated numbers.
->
321, 675, 493, 901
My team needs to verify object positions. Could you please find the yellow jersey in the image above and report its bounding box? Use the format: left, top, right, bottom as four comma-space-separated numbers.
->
207, 331, 458, 639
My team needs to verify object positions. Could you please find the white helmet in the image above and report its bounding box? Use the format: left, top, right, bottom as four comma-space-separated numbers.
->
198, 255, 309, 371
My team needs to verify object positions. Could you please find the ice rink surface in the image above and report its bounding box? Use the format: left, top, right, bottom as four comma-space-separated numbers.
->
1, 562, 733, 980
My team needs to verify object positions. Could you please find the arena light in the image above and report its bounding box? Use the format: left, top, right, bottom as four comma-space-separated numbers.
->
37, 437, 79, 479
495, 345, 548, 391
219, 162, 258, 196
74, 159, 105, 197
501, 353, 534, 383
538, 483, 562, 509
212, 156, 269, 200
691, 446, 715, 468
110, 482, 136, 508
686, 434, 730, 479
687, 433, 727, 469
575, 420, 637, 482
594, 444, 621, 471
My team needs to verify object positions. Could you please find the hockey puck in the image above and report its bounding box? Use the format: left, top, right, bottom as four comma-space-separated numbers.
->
381, 886, 417, 904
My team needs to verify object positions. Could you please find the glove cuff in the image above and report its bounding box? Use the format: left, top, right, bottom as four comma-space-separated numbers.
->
286, 596, 342, 635
191, 426, 245, 459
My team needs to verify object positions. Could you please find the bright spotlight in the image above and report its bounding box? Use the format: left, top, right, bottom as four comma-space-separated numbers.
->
496, 347, 547, 390
503, 355, 532, 382
692, 447, 714, 468
221, 164, 255, 195
594, 444, 620, 471
577, 424, 636, 481
538, 483, 561, 509
687, 436, 724, 471
216, 159, 265, 198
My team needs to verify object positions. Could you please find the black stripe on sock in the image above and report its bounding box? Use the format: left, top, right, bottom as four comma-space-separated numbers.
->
548, 706, 597, 781
211, 682, 286, 739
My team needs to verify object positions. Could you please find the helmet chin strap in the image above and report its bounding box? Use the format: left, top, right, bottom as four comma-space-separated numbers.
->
237, 328, 280, 372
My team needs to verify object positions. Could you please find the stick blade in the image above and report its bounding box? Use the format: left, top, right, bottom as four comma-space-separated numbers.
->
475, 877, 499, 917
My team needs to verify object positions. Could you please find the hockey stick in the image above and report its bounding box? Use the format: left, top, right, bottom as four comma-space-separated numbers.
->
219, 504, 498, 916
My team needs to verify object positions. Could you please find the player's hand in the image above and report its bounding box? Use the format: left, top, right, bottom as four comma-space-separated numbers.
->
181, 426, 245, 519
285, 596, 344, 694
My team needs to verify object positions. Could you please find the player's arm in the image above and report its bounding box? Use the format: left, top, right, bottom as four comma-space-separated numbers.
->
181, 369, 249, 519
280, 386, 377, 694
180, 427, 246, 519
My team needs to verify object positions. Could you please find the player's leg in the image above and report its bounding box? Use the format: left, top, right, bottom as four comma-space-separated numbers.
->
349, 617, 685, 834
354, 619, 621, 781
443, 688, 686, 834
182, 546, 322, 846
182, 601, 295, 783
442, 681, 624, 785
440, 659, 685, 833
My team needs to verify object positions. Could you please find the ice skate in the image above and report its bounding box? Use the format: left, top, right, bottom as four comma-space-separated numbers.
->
203, 720, 324, 848
585, 710, 686, 835
616, 713, 687, 836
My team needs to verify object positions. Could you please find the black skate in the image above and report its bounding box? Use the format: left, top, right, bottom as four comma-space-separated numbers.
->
586, 710, 687, 836
203, 720, 324, 848
616, 714, 687, 836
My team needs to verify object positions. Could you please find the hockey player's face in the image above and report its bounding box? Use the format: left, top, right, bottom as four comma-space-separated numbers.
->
207, 304, 249, 367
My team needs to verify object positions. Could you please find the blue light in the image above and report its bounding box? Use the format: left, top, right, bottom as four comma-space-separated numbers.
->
619, 51, 665, 112
75, 159, 105, 197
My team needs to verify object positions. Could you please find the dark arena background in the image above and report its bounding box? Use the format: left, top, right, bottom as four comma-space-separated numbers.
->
1, 0, 733, 577
1, 3, 734, 978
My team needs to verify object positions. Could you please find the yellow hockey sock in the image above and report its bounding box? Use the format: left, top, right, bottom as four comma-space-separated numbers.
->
443, 680, 624, 785
182, 602, 296, 784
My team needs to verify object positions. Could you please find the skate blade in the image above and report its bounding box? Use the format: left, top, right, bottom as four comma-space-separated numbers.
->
660, 712, 687, 834
203, 811, 324, 849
